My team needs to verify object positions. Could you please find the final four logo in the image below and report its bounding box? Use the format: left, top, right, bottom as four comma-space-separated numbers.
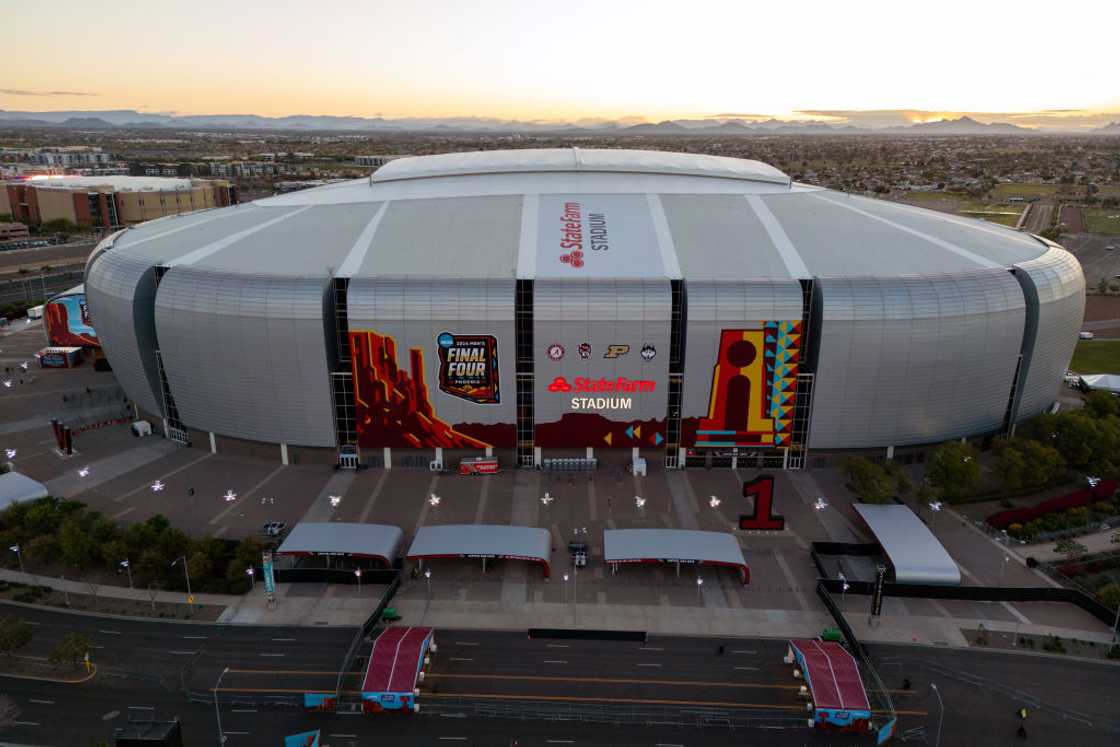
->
436, 332, 500, 404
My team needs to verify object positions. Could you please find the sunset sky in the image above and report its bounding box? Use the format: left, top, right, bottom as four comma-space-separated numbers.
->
4, 0, 1119, 128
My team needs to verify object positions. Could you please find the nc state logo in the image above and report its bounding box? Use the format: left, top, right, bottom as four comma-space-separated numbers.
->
547, 376, 573, 392
560, 250, 584, 268
578, 343, 592, 359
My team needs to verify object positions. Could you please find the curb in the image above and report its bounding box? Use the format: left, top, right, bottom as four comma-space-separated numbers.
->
0, 598, 225, 627
868, 638, 1120, 668
0, 661, 97, 685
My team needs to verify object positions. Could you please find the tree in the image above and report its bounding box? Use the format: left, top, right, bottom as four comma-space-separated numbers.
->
995, 438, 1065, 491
1054, 538, 1088, 562
48, 633, 90, 668
0, 619, 33, 658
844, 457, 894, 503
1100, 583, 1120, 612
59, 518, 96, 568
925, 441, 981, 501
1084, 391, 1120, 420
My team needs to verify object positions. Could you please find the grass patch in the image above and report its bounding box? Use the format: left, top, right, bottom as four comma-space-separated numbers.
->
1070, 340, 1120, 373
903, 191, 965, 203
1082, 207, 1120, 235
993, 183, 1059, 198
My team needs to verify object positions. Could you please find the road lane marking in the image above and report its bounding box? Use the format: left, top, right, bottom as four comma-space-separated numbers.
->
127, 706, 154, 710
640, 646, 664, 651
432, 672, 789, 689
449, 657, 474, 662
734, 666, 759, 671
28, 699, 54, 705
168, 650, 196, 655
183, 635, 207, 639
637, 663, 662, 668
12, 721, 39, 726
438, 739, 467, 742
330, 735, 358, 739
224, 731, 251, 736
454, 641, 478, 646
730, 649, 757, 654
260, 653, 285, 657
547, 741, 575, 744
97, 630, 123, 635
102, 711, 119, 720
231, 709, 257, 713
545, 644, 570, 648
271, 638, 296, 642
543, 660, 567, 664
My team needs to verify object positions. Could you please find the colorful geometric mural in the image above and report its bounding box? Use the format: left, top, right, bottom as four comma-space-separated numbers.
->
692, 322, 802, 448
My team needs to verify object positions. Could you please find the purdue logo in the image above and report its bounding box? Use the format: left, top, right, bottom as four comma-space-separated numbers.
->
603, 344, 630, 359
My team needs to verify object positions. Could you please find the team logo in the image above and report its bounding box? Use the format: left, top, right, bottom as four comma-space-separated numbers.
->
603, 344, 630, 359
641, 344, 656, 361
546, 343, 565, 361
578, 343, 592, 359
436, 331, 500, 404
559, 251, 585, 268
547, 375, 656, 394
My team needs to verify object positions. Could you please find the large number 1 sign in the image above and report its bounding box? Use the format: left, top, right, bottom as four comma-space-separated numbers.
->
738, 475, 785, 531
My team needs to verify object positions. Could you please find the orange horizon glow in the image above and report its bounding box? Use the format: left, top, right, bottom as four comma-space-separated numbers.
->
2, 1, 1118, 129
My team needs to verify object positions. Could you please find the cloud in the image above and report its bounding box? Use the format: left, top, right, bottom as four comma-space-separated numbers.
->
0, 89, 100, 97
795, 108, 1120, 129
706, 113, 774, 120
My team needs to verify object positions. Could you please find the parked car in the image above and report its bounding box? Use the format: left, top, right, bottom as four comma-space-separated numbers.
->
1079, 331, 1094, 340
261, 521, 288, 538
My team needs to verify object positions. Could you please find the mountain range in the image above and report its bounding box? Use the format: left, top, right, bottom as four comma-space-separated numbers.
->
0, 110, 1117, 135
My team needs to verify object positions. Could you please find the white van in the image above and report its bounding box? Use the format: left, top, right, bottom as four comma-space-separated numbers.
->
1079, 331, 1095, 340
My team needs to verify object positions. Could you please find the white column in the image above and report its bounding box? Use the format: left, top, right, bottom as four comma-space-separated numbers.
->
435, 447, 443, 467
586, 447, 594, 459
485, 446, 493, 457
209, 432, 217, 454
534, 446, 542, 467
886, 445, 894, 460
782, 449, 789, 470
731, 455, 738, 471
383, 447, 392, 470
162, 418, 170, 439
280, 443, 289, 466
632, 447, 639, 461
678, 446, 687, 467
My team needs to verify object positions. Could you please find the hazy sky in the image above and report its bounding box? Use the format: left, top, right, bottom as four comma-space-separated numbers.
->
4, 0, 1118, 125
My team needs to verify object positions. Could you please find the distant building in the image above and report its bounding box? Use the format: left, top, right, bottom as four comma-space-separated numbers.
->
0, 222, 30, 241
0, 176, 236, 229
34, 146, 112, 168
354, 155, 406, 168
207, 161, 278, 178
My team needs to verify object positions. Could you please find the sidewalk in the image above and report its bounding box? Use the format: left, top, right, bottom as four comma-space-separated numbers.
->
1027, 525, 1119, 561
2, 568, 1113, 647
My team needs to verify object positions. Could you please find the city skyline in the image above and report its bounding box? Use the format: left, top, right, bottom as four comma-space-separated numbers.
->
4, 0, 1119, 130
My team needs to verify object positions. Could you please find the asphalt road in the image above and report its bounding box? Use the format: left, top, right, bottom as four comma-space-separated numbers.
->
0, 602, 1118, 745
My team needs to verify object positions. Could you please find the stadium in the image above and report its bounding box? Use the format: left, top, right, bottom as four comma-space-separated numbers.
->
84, 148, 1085, 469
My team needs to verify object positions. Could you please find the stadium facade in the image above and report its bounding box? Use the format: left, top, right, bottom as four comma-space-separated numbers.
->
84, 149, 1085, 469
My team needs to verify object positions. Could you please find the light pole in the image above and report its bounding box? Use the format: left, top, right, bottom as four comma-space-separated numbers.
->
355, 568, 362, 595
999, 554, 1010, 587
562, 573, 569, 603
172, 556, 193, 612
246, 567, 255, 592
696, 576, 704, 603
930, 682, 944, 747
424, 568, 431, 597
839, 571, 849, 612
120, 559, 133, 589
214, 665, 230, 745
928, 500, 943, 532
9, 544, 23, 574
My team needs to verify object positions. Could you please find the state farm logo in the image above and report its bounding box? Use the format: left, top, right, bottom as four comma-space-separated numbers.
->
547, 376, 656, 394
558, 200, 609, 270
560, 251, 584, 268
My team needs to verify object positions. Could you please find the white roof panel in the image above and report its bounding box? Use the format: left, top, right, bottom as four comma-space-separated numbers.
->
603, 528, 748, 582
853, 503, 961, 585
0, 472, 49, 510
406, 524, 550, 566
276, 522, 403, 564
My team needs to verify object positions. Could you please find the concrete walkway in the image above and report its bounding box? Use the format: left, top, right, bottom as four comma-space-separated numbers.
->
3, 568, 1112, 650
44, 439, 177, 497
1028, 525, 1119, 561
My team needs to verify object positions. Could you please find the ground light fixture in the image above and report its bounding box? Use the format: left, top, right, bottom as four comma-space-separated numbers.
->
78, 467, 90, 477
428, 493, 441, 508
4, 448, 16, 459
541, 491, 553, 506
119, 559, 133, 589
329, 495, 342, 508
928, 500, 943, 530
635, 496, 646, 509
151, 480, 165, 492
709, 495, 721, 508
223, 489, 237, 502
813, 497, 828, 511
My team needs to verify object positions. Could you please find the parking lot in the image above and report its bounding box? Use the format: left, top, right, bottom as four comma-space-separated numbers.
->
1, 318, 1114, 637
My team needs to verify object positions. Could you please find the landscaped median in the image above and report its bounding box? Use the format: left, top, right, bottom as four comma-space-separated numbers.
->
0, 653, 97, 684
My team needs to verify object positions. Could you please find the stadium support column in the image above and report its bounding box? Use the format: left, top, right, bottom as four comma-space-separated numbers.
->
664, 279, 686, 469
515, 279, 535, 468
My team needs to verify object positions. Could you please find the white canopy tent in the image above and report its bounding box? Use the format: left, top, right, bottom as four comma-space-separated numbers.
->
1079, 373, 1120, 394
0, 472, 49, 511
853, 503, 961, 585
